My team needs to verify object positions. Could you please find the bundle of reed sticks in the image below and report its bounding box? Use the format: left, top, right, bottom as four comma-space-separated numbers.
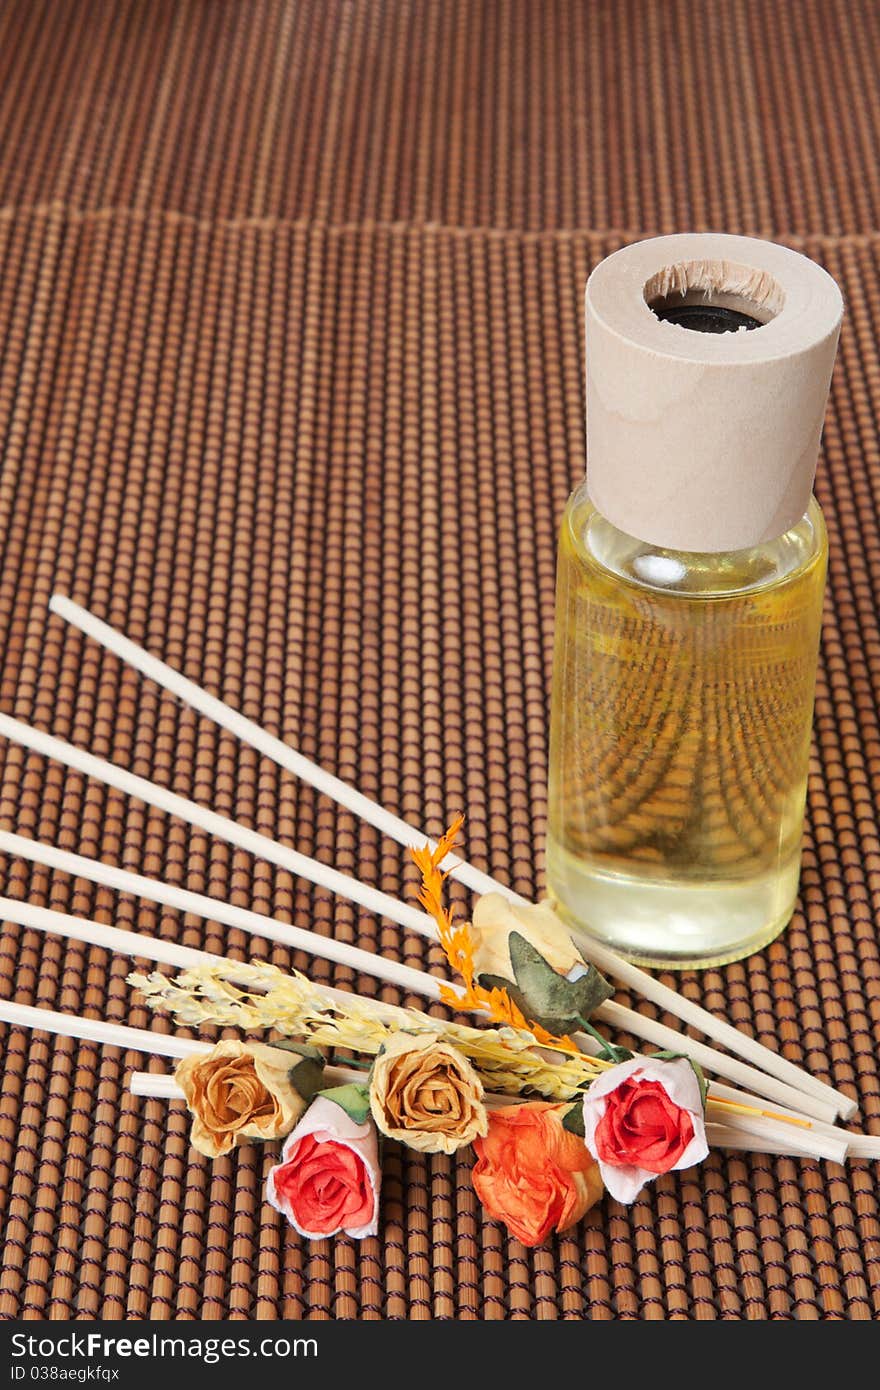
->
0, 594, 875, 1167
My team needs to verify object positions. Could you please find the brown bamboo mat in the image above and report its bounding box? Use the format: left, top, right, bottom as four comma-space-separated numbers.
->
3, 0, 880, 235
0, 0, 879, 1321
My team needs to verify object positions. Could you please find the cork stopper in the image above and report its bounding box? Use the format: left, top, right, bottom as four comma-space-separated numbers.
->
585, 233, 843, 552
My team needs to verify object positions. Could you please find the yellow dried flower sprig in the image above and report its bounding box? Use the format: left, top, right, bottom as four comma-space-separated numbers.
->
129, 959, 603, 1103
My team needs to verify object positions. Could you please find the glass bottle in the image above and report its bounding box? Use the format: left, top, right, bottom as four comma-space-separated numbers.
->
547, 234, 842, 968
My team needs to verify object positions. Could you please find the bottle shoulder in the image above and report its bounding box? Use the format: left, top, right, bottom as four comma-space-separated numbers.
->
562, 483, 827, 599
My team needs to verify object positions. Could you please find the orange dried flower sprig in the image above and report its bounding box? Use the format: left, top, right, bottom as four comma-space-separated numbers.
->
410, 817, 582, 1056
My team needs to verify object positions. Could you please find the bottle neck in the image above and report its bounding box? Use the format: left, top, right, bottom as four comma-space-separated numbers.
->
570, 484, 826, 598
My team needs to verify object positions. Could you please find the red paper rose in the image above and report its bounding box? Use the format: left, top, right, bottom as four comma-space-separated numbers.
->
272, 1133, 374, 1234
267, 1095, 380, 1239
582, 1058, 709, 1203
594, 1078, 694, 1172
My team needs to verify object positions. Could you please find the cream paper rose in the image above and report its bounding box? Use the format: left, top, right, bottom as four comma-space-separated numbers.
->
469, 894, 613, 1037
471, 894, 585, 979
176, 1040, 321, 1158
368, 1033, 488, 1154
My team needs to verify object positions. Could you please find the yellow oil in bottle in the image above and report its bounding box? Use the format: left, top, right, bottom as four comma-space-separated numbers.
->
547, 484, 828, 967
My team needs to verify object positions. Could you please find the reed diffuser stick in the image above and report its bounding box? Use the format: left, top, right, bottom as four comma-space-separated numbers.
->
0, 843, 838, 1123
0, 831, 443, 999
0, 712, 433, 938
0, 998, 204, 1059
0, 893, 844, 1145
49, 596, 499, 896
0, 999, 362, 1087
48, 595, 854, 1121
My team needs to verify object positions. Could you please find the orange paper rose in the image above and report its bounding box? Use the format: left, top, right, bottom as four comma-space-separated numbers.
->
472, 1102, 603, 1247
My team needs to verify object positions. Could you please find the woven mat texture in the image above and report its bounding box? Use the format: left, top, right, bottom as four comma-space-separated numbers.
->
1, 0, 879, 1321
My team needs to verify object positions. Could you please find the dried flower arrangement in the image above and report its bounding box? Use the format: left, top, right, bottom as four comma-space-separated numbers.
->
130, 826, 717, 1242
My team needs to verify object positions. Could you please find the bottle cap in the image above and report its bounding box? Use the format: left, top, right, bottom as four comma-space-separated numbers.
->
585, 233, 843, 552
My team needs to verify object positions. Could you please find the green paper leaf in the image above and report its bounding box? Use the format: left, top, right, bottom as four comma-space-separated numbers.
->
688, 1060, 708, 1107
270, 1041, 324, 1062
269, 1041, 325, 1102
562, 1102, 585, 1138
577, 1018, 634, 1065
319, 1083, 372, 1125
290, 1055, 325, 1102
479, 931, 614, 1035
